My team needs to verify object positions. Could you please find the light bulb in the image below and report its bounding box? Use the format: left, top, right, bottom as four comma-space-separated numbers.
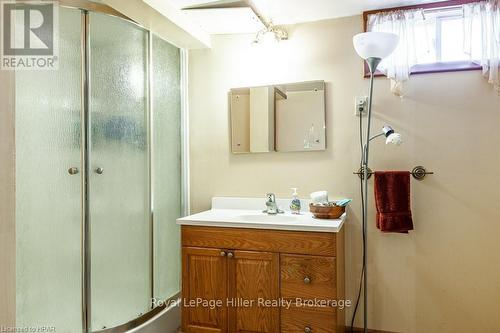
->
386, 133, 403, 145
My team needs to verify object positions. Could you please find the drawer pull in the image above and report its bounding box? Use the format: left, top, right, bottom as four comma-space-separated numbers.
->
303, 276, 311, 284
227, 252, 234, 258
304, 326, 312, 333
220, 251, 226, 256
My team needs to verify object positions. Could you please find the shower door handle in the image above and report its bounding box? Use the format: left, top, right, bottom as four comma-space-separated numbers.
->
68, 167, 79, 175
95, 167, 104, 175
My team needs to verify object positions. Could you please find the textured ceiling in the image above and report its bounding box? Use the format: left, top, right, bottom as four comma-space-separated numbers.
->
167, 0, 437, 23
163, 0, 438, 34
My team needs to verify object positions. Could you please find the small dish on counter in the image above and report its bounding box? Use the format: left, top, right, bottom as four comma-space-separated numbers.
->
309, 202, 346, 219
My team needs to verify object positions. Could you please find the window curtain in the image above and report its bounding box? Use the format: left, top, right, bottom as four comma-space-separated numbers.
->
367, 9, 428, 96
464, 0, 500, 92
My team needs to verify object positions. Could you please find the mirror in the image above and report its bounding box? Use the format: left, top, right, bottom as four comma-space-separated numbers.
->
230, 80, 326, 153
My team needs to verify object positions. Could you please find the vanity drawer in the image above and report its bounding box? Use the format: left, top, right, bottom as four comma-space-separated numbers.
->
281, 306, 336, 333
281, 254, 336, 300
182, 226, 336, 256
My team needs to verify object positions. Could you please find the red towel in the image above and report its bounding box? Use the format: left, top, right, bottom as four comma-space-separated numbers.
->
374, 171, 413, 233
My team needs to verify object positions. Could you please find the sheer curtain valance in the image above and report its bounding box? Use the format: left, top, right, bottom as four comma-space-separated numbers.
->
368, 9, 427, 96
368, 0, 500, 95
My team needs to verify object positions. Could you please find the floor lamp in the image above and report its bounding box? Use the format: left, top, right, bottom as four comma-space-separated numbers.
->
352, 31, 399, 333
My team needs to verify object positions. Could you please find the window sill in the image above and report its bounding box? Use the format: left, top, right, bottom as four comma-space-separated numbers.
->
363, 60, 482, 78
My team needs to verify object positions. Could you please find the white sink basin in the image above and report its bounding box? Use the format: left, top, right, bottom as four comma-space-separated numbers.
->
177, 197, 346, 233
238, 214, 299, 223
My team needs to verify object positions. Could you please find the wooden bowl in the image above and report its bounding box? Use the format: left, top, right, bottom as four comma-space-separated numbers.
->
309, 203, 345, 219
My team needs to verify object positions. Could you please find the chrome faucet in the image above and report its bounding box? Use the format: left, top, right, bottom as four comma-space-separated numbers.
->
263, 193, 284, 215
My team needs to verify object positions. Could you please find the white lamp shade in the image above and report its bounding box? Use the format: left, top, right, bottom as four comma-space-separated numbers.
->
386, 133, 403, 145
352, 32, 399, 59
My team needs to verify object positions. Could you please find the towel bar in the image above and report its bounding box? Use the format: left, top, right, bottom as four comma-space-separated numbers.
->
353, 165, 434, 180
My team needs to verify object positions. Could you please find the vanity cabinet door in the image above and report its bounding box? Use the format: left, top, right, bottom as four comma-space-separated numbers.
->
227, 250, 280, 333
182, 247, 228, 333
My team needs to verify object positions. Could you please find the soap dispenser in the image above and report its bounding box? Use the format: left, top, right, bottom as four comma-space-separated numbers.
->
290, 188, 301, 214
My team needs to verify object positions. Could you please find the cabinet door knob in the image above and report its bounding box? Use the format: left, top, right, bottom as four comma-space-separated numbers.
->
220, 251, 226, 257
68, 167, 79, 175
227, 252, 234, 258
303, 276, 311, 284
95, 167, 104, 174
304, 326, 312, 333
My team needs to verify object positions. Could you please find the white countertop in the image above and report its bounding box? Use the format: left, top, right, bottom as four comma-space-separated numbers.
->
176, 197, 346, 233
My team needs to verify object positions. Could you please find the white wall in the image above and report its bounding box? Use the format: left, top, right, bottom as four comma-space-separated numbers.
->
188, 15, 500, 332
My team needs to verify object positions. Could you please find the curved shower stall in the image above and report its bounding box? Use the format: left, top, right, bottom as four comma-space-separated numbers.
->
14, 2, 185, 332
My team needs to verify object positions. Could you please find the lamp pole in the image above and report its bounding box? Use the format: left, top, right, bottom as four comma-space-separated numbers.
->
362, 56, 381, 333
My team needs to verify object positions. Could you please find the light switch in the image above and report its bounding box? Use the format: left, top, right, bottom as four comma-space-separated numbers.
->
355, 96, 368, 116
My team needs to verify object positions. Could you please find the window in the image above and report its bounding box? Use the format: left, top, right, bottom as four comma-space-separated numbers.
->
363, 0, 483, 77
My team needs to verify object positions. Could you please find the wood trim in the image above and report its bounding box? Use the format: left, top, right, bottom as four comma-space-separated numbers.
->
361, 0, 483, 77
181, 226, 337, 256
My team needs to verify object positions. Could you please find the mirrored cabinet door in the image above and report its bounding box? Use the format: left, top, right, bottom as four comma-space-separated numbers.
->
230, 80, 326, 153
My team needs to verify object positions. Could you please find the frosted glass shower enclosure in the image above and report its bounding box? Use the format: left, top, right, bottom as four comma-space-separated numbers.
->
14, 3, 183, 332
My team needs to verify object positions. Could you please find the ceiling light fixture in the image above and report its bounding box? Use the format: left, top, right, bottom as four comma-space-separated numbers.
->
253, 22, 288, 44
180, 0, 287, 45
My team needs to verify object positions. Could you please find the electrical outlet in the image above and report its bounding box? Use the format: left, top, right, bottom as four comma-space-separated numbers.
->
355, 96, 368, 116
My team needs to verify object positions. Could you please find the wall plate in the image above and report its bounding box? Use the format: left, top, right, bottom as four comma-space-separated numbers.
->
355, 96, 368, 116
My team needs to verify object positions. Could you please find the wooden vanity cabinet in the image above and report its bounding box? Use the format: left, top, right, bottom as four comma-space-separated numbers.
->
181, 226, 345, 333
